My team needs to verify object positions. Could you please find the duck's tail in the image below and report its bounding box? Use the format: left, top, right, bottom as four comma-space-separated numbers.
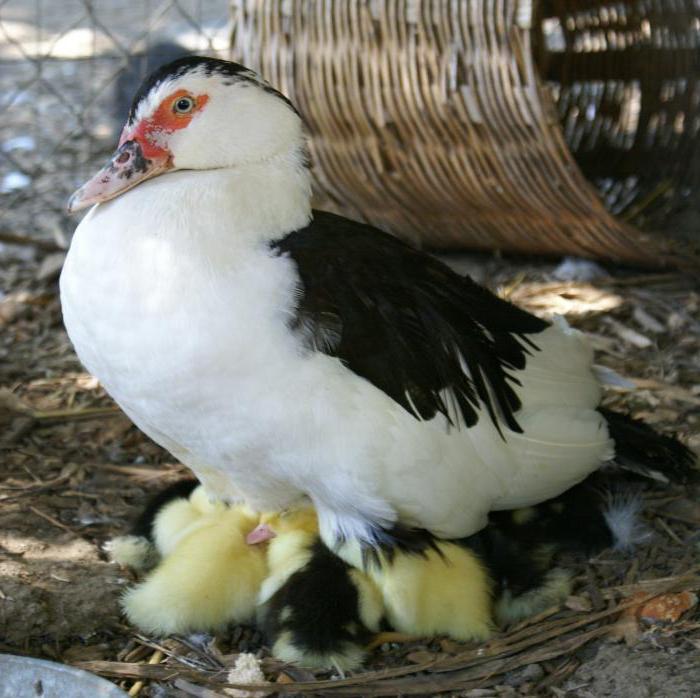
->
600, 408, 697, 484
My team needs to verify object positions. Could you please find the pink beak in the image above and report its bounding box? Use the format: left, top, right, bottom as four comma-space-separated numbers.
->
246, 523, 277, 545
67, 137, 172, 213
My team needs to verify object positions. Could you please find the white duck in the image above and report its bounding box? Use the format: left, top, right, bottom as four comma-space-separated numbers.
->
61, 57, 692, 560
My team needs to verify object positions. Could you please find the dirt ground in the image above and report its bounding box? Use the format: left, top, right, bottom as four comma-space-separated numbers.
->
1, 239, 699, 696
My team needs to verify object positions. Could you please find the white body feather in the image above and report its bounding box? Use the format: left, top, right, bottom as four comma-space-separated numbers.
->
61, 153, 613, 545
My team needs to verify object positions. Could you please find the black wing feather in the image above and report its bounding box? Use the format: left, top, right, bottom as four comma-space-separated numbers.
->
272, 211, 548, 433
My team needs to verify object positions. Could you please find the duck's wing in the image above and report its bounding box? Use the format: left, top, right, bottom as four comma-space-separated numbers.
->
271, 210, 549, 433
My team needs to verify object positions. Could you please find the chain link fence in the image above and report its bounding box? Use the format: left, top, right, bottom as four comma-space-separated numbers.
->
0, 0, 230, 250
2, 1, 697, 259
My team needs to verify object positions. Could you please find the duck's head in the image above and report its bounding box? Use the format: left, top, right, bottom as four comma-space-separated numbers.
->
68, 57, 304, 212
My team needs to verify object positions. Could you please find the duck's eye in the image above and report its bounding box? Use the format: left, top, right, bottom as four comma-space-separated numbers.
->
173, 96, 195, 114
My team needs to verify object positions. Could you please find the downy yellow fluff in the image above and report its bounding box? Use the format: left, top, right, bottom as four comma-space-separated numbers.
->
152, 484, 228, 556
122, 494, 266, 635
366, 543, 495, 642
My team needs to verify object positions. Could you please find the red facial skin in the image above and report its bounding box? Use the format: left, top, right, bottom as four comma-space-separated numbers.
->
67, 89, 210, 212
120, 89, 210, 160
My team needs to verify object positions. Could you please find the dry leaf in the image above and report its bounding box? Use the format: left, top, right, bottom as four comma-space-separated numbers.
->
611, 590, 698, 645
639, 591, 698, 624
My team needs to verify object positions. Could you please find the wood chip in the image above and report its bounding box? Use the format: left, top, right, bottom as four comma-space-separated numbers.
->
565, 596, 592, 613
608, 592, 645, 646
632, 306, 665, 333
36, 252, 66, 281
603, 317, 653, 348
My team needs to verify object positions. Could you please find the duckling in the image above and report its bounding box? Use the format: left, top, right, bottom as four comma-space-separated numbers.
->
107, 479, 200, 572
459, 523, 575, 627
253, 509, 384, 672
114, 483, 267, 635
333, 530, 495, 643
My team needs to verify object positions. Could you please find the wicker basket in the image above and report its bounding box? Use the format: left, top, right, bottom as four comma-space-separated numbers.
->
230, 0, 699, 267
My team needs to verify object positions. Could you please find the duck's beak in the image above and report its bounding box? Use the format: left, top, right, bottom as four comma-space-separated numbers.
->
67, 136, 172, 213
246, 523, 277, 545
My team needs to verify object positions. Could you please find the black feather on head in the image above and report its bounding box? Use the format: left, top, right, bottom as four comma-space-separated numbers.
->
127, 56, 299, 127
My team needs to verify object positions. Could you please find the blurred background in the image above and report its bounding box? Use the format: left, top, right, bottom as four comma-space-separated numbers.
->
1, 0, 698, 263
0, 0, 230, 255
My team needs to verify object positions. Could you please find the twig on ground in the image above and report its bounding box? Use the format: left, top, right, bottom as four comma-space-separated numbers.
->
29, 505, 79, 535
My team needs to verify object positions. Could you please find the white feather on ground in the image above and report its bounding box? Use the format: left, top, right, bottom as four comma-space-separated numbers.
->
603, 491, 653, 550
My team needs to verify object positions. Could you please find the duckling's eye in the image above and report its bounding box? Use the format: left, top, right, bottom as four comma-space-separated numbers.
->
173, 96, 195, 114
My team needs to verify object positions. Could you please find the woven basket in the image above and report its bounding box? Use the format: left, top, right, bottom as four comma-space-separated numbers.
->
230, 0, 699, 267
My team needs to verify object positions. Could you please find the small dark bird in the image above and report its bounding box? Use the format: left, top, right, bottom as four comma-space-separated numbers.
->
254, 509, 384, 671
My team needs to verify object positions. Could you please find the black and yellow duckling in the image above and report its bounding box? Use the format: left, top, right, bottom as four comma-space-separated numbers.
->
251, 509, 384, 672
471, 471, 651, 625
110, 481, 266, 635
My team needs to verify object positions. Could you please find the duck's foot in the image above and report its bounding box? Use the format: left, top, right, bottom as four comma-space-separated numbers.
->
366, 631, 419, 651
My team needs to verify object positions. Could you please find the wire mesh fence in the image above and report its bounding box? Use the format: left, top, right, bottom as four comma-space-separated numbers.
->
0, 0, 230, 248
1, 0, 698, 261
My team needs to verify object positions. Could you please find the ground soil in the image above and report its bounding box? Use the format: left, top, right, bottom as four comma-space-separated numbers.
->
1, 244, 699, 696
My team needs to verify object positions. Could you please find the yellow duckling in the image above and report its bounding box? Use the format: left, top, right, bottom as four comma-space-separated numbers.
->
332, 531, 495, 643
114, 483, 267, 635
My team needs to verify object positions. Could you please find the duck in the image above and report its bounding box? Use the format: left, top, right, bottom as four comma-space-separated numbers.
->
112, 483, 266, 635
62, 56, 695, 567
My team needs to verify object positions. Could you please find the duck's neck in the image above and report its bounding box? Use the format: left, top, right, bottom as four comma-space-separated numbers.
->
224, 143, 313, 244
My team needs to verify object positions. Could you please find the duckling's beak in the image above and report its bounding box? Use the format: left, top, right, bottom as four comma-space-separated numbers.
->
67, 138, 172, 213
246, 523, 277, 545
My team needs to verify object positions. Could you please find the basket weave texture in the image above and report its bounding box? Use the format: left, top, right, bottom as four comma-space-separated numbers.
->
230, 0, 699, 266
